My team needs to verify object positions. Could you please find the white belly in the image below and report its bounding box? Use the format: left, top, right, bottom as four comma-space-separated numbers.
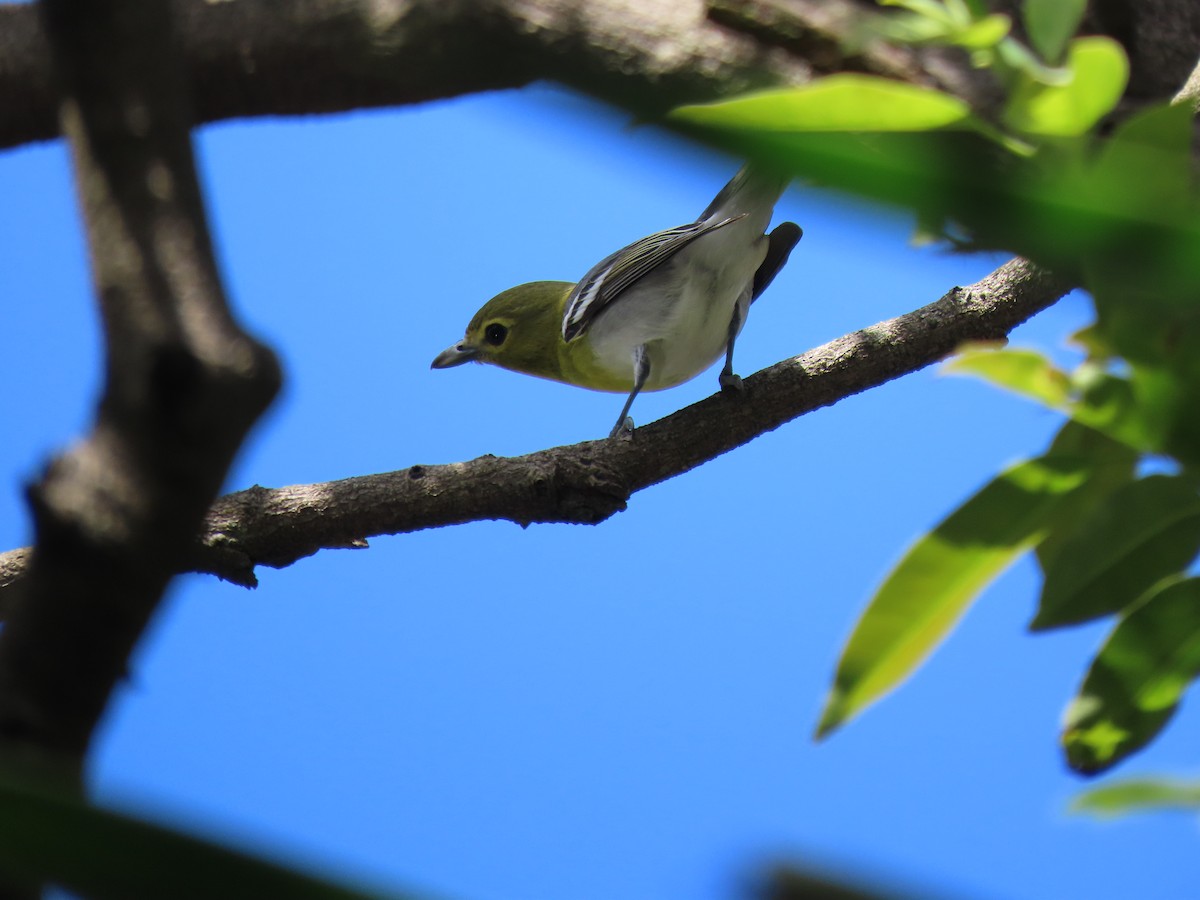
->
585, 218, 768, 390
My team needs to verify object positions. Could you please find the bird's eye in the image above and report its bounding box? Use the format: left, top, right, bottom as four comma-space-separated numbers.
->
484, 323, 508, 346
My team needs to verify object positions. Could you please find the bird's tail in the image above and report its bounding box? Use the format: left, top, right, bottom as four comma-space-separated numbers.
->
697, 163, 788, 224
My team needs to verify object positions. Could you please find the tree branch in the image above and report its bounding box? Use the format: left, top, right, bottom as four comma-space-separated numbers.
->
1172, 54, 1200, 109
3, 0, 1199, 153
0, 0, 1008, 151
0, 257, 1070, 593
0, 0, 279, 764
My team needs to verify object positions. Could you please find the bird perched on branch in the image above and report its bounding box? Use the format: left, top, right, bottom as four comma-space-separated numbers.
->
432, 164, 802, 438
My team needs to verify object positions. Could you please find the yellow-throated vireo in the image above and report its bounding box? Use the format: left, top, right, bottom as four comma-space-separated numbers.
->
432, 165, 801, 437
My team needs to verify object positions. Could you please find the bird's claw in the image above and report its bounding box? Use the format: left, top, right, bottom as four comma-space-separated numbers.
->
609, 416, 635, 439
719, 371, 744, 393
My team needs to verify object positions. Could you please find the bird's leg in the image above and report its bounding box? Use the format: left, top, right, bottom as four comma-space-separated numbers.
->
610, 344, 651, 438
719, 300, 748, 392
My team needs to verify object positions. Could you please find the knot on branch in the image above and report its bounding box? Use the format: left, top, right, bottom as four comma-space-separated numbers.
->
190, 538, 258, 588
191, 484, 278, 586
526, 451, 629, 526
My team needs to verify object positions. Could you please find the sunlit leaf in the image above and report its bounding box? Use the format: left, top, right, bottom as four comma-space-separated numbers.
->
878, 0, 954, 23
941, 0, 973, 27
816, 454, 1092, 738
1067, 324, 1111, 359
874, 13, 955, 44
943, 345, 1071, 409
1033, 475, 1200, 630
671, 77, 973, 133
1062, 578, 1200, 774
944, 348, 1156, 454
950, 14, 1011, 49
0, 775, 409, 900
1003, 37, 1129, 135
1023, 0, 1087, 63
668, 83, 1200, 295
995, 37, 1074, 86
1071, 777, 1200, 817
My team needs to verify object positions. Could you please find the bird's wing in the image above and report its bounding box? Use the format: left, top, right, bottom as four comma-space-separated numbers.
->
561, 215, 745, 342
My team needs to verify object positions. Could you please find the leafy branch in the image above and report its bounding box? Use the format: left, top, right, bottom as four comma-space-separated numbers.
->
668, 0, 1200, 777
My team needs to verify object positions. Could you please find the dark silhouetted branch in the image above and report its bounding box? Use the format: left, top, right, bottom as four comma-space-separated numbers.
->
0, 0, 279, 764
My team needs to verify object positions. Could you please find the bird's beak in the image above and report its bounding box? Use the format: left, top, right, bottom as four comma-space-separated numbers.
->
431, 342, 480, 369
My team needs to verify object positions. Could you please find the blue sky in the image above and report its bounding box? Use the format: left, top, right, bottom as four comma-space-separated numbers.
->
2, 85, 1198, 899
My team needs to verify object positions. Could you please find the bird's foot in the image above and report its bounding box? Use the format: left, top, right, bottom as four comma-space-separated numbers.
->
719, 371, 744, 393
608, 416, 635, 439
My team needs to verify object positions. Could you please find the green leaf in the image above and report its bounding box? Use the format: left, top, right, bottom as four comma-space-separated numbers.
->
1062, 578, 1200, 774
950, 13, 1011, 49
1034, 422, 1138, 572
1071, 777, 1200, 818
996, 38, 1074, 86
941, 0, 973, 27
1023, 0, 1087, 63
1033, 475, 1200, 630
816, 454, 1092, 738
1086, 291, 1200, 466
872, 7, 955, 44
1004, 37, 1129, 135
943, 348, 1157, 454
668, 90, 1200, 294
1087, 215, 1200, 462
0, 774, 412, 900
1091, 102, 1195, 197
879, 0, 954, 23
943, 345, 1071, 409
1081, 104, 1198, 309
909, 204, 950, 245
671, 77, 973, 133
1068, 365, 1157, 452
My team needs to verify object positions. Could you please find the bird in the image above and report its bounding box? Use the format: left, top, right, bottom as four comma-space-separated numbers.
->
431, 164, 801, 438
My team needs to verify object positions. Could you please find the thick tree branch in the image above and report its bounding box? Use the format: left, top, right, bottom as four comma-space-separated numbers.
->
0, 0, 279, 764
4, 0, 1200, 153
0, 257, 1070, 593
0, 0, 1029, 151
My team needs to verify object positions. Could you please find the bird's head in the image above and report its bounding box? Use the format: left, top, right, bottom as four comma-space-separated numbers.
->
431, 281, 575, 382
